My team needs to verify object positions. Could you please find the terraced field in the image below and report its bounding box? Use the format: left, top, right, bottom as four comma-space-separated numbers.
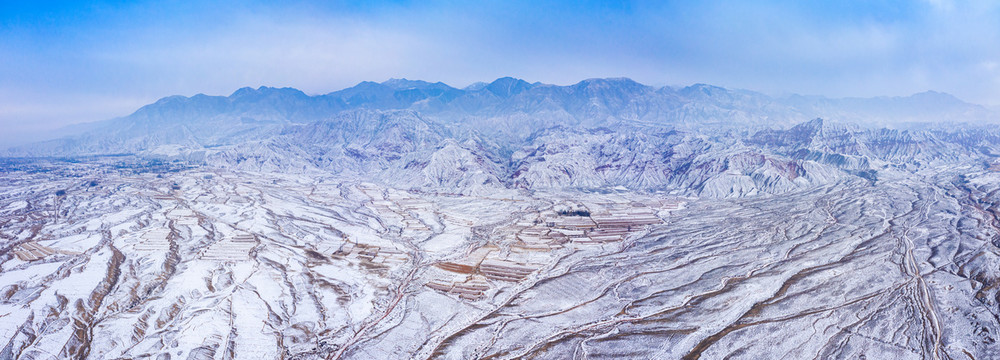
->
0, 160, 998, 359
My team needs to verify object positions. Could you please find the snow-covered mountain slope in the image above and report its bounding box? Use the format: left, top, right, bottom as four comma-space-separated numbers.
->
192, 111, 1000, 198
2, 153, 998, 359
9, 78, 998, 158
5, 78, 1000, 199
5, 79, 1000, 359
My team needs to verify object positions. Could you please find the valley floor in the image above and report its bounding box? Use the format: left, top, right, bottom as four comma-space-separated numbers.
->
0, 161, 998, 359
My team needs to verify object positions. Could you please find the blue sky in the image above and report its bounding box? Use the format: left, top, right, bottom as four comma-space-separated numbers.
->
2, 0, 999, 144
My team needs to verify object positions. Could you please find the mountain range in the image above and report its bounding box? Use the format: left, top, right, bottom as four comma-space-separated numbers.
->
5, 78, 1000, 359
7, 77, 1000, 198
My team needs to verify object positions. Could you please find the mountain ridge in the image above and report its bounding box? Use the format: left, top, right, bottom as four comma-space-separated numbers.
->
6, 77, 1000, 198
12, 77, 997, 158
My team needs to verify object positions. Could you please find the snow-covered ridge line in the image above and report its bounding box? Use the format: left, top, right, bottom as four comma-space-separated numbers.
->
7, 77, 998, 158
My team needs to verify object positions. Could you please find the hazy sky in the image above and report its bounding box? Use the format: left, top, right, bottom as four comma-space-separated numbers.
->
2, 0, 1000, 144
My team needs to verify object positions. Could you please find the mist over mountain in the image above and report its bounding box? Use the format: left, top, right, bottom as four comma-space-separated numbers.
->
6, 77, 999, 200
9, 77, 996, 157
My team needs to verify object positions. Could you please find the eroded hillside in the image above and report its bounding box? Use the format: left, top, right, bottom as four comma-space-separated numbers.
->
0, 152, 998, 359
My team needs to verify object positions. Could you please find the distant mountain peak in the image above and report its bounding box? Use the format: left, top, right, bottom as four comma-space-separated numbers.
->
348, 81, 387, 91
230, 86, 307, 99
681, 83, 729, 96
907, 90, 964, 104
152, 94, 189, 104
463, 82, 489, 91
231, 87, 256, 97
570, 78, 650, 97
575, 77, 642, 87
382, 78, 427, 89
490, 76, 527, 83
381, 78, 456, 91
485, 77, 533, 98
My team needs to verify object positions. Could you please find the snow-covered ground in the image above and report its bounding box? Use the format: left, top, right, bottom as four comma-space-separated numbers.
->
0, 159, 997, 359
